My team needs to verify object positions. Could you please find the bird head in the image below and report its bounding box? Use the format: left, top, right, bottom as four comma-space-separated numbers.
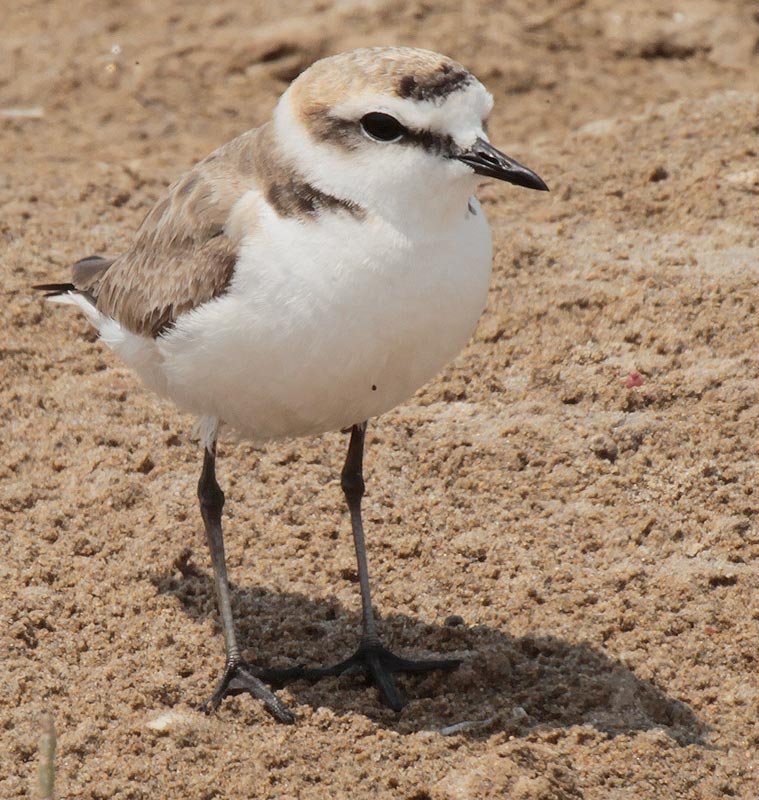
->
274, 47, 548, 230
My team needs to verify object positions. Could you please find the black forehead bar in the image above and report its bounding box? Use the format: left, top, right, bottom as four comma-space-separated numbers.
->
397, 63, 472, 102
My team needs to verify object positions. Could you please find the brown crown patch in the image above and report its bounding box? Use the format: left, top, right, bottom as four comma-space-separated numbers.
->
291, 47, 474, 116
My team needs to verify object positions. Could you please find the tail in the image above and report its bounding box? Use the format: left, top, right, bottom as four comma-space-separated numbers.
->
33, 254, 114, 296
33, 281, 78, 297
34, 255, 114, 329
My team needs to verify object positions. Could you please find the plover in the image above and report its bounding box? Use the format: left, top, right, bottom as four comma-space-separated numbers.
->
36, 46, 547, 723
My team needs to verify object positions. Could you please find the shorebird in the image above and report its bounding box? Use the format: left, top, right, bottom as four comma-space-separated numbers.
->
36, 46, 547, 723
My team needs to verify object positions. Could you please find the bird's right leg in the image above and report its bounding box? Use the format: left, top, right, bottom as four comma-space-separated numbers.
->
298, 422, 460, 710
197, 437, 298, 723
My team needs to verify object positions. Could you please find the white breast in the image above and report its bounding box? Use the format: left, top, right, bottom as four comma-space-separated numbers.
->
143, 196, 492, 441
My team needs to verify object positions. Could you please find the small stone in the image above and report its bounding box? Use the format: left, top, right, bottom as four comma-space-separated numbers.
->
624, 370, 645, 388
145, 710, 195, 733
136, 454, 155, 474
111, 190, 131, 207
591, 434, 618, 462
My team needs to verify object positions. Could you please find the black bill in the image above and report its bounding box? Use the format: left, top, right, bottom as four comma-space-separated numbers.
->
455, 137, 548, 191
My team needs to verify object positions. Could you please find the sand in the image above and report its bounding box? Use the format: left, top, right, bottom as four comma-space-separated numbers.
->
2, 0, 759, 797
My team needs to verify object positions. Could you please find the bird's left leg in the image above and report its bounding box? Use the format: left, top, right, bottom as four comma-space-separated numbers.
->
300, 422, 460, 711
197, 436, 298, 723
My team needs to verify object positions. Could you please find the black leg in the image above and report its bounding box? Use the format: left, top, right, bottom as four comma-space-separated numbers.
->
340, 421, 379, 642
197, 438, 298, 723
299, 422, 460, 711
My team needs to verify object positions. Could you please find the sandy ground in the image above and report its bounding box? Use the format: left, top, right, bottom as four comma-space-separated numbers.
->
3, 1, 759, 797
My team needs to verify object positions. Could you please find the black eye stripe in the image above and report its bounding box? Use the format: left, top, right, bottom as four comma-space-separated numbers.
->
307, 108, 457, 157
359, 113, 455, 155
405, 129, 456, 155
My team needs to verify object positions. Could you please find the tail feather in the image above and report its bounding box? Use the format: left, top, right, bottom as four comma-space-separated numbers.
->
33, 282, 77, 297
72, 255, 113, 288
45, 288, 106, 329
34, 253, 113, 299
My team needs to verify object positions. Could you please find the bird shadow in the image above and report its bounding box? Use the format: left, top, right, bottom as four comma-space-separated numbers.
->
151, 560, 703, 744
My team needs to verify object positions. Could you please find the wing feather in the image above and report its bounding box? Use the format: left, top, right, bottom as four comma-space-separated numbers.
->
86, 127, 265, 338
52, 120, 361, 338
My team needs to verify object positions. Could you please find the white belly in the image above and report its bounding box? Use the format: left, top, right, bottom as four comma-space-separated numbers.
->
130, 202, 492, 441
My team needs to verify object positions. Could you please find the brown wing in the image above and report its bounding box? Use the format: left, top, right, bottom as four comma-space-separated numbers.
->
86, 127, 265, 338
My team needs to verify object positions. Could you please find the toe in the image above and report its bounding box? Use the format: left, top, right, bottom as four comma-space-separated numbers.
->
366, 650, 405, 711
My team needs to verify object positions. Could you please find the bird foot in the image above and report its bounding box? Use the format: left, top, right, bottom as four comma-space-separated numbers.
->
300, 639, 460, 711
200, 659, 303, 723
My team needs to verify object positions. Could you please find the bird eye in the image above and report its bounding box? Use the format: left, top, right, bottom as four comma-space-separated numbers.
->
360, 112, 407, 142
